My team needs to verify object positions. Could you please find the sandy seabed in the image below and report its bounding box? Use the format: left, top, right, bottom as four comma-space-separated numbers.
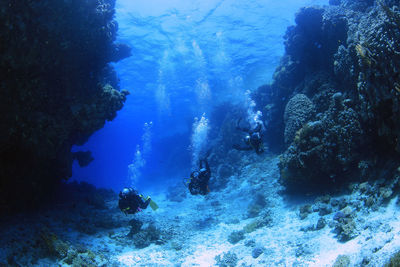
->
1, 154, 400, 266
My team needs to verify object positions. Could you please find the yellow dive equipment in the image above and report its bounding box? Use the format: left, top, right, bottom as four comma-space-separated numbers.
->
149, 199, 159, 211
143, 196, 158, 211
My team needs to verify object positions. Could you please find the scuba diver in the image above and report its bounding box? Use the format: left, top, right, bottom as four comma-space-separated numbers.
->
233, 118, 264, 155
186, 154, 212, 196
118, 187, 158, 215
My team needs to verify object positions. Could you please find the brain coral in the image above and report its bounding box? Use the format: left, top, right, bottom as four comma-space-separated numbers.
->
284, 94, 315, 144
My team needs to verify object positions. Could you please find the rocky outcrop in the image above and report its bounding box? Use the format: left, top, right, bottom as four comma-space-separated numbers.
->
255, 1, 400, 193
0, 0, 130, 213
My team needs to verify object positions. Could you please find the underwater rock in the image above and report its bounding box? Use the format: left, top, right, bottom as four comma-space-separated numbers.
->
299, 204, 312, 220
318, 203, 333, 216
68, 249, 105, 267
227, 230, 245, 244
0, 0, 130, 214
364, 195, 376, 208
332, 254, 351, 267
333, 207, 358, 241
128, 219, 143, 236
244, 239, 256, 247
251, 246, 264, 259
243, 218, 265, 234
38, 228, 70, 259
215, 251, 238, 267
385, 250, 400, 267
170, 240, 183, 251
315, 217, 326, 230
358, 181, 371, 193
72, 151, 94, 167
317, 194, 332, 204
331, 198, 340, 207
295, 243, 312, 257
36, 227, 107, 266
336, 218, 357, 241
379, 187, 393, 200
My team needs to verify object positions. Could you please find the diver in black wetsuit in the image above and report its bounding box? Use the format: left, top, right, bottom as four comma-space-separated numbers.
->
233, 118, 264, 155
188, 158, 211, 195
118, 187, 151, 215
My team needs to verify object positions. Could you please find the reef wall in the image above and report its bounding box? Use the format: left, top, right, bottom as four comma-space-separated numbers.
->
255, 0, 400, 193
0, 0, 130, 213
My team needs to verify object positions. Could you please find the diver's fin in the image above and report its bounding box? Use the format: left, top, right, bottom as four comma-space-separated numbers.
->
183, 177, 191, 187
149, 200, 159, 211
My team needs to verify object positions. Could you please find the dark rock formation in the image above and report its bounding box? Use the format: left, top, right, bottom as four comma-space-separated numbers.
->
255, 1, 400, 193
0, 0, 130, 213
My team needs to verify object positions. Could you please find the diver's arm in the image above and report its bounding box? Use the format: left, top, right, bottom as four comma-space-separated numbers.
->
139, 195, 151, 209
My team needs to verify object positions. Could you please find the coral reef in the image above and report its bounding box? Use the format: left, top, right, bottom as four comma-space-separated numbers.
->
0, 0, 130, 214
283, 94, 315, 144
253, 1, 400, 193
279, 93, 363, 192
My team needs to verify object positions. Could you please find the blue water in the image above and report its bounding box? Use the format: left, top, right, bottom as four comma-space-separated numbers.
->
72, 0, 328, 193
